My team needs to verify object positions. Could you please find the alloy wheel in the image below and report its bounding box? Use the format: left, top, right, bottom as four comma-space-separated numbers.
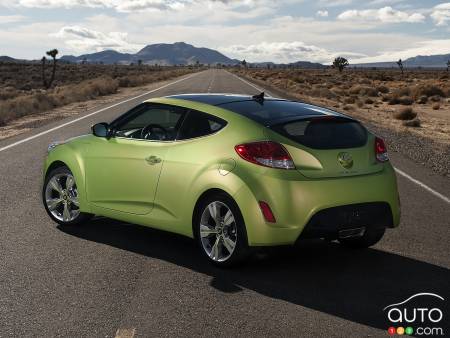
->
199, 201, 237, 262
45, 173, 80, 222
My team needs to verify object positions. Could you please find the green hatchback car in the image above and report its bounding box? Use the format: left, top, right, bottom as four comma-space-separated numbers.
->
43, 93, 400, 266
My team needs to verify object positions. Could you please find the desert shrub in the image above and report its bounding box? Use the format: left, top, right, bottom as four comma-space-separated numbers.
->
403, 118, 421, 127
0, 86, 19, 100
430, 95, 441, 102
432, 103, 440, 110
349, 85, 378, 97
398, 96, 414, 105
344, 96, 356, 104
394, 107, 417, 120
388, 96, 400, 105
356, 99, 364, 108
377, 85, 389, 94
343, 104, 354, 111
392, 87, 411, 97
411, 85, 445, 99
365, 97, 374, 104
417, 95, 428, 104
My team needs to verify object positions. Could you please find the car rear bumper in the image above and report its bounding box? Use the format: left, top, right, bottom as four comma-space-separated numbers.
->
234, 164, 400, 246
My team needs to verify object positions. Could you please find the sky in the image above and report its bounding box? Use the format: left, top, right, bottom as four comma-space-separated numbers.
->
0, 0, 450, 64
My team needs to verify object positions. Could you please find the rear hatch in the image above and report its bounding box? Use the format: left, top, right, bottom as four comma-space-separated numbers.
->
267, 116, 383, 179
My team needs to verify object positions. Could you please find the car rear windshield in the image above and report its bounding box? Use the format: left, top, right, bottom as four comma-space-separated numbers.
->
271, 118, 368, 149
217, 100, 333, 124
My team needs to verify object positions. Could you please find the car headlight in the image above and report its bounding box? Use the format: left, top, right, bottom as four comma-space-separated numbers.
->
47, 141, 65, 153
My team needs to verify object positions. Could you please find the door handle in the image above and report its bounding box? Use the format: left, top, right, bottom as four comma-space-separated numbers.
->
145, 155, 161, 165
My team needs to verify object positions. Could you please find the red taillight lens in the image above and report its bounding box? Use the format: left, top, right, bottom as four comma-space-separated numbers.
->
234, 141, 295, 169
375, 137, 389, 162
258, 201, 276, 223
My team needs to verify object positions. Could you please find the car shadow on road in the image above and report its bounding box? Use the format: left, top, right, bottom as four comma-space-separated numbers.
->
58, 217, 450, 332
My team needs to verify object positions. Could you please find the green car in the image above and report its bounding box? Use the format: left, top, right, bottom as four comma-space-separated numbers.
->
43, 94, 400, 266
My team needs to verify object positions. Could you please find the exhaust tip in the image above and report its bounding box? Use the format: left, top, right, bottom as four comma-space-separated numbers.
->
338, 227, 365, 239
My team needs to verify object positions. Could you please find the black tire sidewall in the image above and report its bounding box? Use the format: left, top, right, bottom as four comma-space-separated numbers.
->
194, 192, 248, 267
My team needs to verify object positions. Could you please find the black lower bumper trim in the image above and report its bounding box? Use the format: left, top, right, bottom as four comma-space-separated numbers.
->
299, 202, 393, 240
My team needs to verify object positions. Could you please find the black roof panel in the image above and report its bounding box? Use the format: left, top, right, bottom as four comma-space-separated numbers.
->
166, 93, 345, 125
166, 93, 253, 105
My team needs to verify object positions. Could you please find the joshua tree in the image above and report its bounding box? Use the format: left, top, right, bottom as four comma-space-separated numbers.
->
332, 57, 349, 73
241, 59, 247, 68
41, 48, 58, 89
397, 59, 404, 75
137, 59, 142, 66
446, 60, 450, 72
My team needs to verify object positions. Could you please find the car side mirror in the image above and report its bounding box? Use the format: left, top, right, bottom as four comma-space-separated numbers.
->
92, 122, 111, 138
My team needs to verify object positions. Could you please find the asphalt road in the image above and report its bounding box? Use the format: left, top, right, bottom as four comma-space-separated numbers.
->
0, 69, 449, 337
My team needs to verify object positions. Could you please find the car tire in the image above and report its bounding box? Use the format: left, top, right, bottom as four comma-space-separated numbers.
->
338, 227, 385, 249
194, 192, 249, 267
43, 165, 92, 226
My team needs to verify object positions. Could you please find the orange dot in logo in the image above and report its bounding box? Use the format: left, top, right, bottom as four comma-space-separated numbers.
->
388, 327, 396, 335
397, 327, 405, 335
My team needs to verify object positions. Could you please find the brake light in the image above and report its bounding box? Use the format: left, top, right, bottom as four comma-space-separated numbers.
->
258, 201, 276, 223
234, 141, 295, 169
375, 137, 389, 162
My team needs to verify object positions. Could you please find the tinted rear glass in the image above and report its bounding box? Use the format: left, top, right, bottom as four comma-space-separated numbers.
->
218, 100, 332, 124
271, 118, 367, 149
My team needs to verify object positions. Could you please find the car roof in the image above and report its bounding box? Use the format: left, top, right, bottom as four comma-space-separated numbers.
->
165, 93, 348, 126
166, 93, 255, 105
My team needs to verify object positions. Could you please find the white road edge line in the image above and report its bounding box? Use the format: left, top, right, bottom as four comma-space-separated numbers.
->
395, 167, 449, 204
0, 72, 201, 153
231, 71, 450, 204
228, 71, 275, 98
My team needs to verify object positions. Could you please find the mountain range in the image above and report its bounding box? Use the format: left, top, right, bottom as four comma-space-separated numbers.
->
1, 42, 449, 68
352, 53, 450, 68
61, 42, 239, 66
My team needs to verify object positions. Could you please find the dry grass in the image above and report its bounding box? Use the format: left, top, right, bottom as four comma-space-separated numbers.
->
0, 63, 198, 126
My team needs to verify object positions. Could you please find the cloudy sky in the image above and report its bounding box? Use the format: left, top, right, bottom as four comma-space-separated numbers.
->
1, 0, 450, 63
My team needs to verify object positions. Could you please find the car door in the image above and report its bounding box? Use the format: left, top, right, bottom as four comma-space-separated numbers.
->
85, 103, 186, 215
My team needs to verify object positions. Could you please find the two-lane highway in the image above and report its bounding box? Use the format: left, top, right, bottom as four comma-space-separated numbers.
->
0, 69, 449, 337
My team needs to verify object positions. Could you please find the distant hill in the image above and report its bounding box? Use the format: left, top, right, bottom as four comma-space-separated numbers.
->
353, 53, 450, 68
0, 56, 24, 63
61, 42, 239, 66
250, 60, 326, 69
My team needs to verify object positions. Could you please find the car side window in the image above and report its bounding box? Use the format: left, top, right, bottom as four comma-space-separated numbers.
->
177, 109, 227, 140
113, 104, 185, 141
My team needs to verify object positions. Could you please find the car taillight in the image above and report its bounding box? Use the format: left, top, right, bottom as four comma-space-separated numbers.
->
234, 141, 295, 169
375, 137, 389, 162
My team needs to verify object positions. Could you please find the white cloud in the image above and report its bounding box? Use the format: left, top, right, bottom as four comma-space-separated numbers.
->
318, 0, 353, 7
0, 15, 26, 24
0, 0, 277, 16
338, 6, 425, 23
220, 41, 366, 64
431, 3, 450, 26
316, 10, 328, 17
53, 25, 143, 53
